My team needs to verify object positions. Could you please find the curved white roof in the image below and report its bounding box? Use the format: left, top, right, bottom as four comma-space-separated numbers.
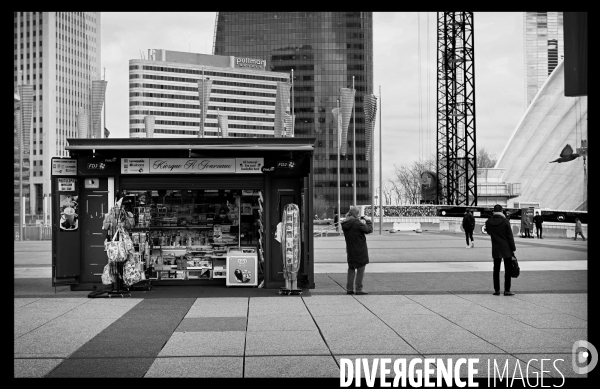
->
495, 61, 588, 210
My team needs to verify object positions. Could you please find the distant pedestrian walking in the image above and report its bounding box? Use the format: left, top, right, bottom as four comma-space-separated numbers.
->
341, 206, 373, 295
533, 211, 544, 239
462, 210, 475, 248
485, 204, 516, 296
521, 212, 532, 238
573, 218, 586, 241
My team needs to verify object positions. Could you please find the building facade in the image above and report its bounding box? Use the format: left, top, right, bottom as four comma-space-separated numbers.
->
13, 12, 102, 223
524, 12, 564, 108
214, 12, 374, 215
129, 50, 290, 138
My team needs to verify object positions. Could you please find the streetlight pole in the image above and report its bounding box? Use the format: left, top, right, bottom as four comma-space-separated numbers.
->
337, 98, 341, 233
352, 76, 356, 207
379, 85, 383, 234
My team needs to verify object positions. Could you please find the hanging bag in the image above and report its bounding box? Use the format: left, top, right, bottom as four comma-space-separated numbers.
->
511, 254, 520, 278
121, 229, 135, 254
123, 257, 142, 286
105, 227, 127, 262
101, 263, 117, 285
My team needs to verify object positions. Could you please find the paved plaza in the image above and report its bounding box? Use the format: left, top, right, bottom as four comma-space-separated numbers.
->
14, 231, 589, 379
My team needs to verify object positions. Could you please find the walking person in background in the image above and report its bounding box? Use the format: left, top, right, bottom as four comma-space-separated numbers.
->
341, 206, 373, 295
485, 204, 516, 296
462, 210, 475, 248
533, 211, 544, 239
573, 218, 586, 241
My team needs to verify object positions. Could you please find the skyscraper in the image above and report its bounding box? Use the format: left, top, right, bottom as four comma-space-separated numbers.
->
524, 12, 564, 108
214, 12, 374, 215
13, 12, 101, 223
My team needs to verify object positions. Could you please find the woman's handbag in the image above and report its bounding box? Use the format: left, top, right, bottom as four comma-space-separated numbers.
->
105, 227, 127, 262
511, 255, 520, 278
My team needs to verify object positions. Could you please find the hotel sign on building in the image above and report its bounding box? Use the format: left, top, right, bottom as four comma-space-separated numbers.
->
235, 57, 267, 70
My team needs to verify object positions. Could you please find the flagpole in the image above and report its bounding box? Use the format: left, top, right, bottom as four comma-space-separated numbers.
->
103, 67, 106, 138
379, 85, 383, 234
337, 97, 341, 232
352, 76, 356, 207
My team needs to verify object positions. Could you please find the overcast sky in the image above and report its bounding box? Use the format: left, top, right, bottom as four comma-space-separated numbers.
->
101, 12, 525, 186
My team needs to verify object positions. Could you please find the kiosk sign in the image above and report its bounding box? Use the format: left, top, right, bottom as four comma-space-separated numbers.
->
121, 158, 263, 174
52, 159, 77, 176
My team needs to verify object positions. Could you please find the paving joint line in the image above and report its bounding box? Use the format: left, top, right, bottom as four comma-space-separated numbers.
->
243, 297, 249, 378
402, 293, 513, 355
300, 295, 340, 370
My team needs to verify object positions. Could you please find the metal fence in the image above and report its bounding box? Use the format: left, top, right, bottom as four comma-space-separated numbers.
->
14, 225, 52, 241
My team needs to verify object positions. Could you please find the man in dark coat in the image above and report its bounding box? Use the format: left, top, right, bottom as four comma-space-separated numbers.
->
341, 206, 373, 295
533, 211, 544, 239
462, 210, 476, 248
485, 204, 517, 296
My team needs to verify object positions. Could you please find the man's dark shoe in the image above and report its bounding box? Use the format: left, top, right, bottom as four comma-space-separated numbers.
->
493, 291, 500, 296
355, 291, 368, 295
504, 291, 515, 296
346, 291, 354, 295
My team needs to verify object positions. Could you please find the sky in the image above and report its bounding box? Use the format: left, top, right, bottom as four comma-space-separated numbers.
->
101, 12, 525, 186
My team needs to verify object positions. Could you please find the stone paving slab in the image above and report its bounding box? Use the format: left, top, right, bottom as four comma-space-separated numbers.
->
175, 317, 247, 332
508, 313, 587, 329
247, 314, 318, 332
158, 331, 246, 357
244, 355, 340, 377
313, 314, 392, 333
46, 357, 156, 378
69, 339, 166, 358
245, 330, 330, 356
144, 357, 243, 378
540, 328, 587, 345
379, 314, 505, 354
14, 358, 64, 378
13, 298, 41, 308
321, 328, 418, 355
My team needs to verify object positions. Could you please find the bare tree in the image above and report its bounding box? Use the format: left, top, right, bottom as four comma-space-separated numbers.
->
381, 181, 393, 205
477, 147, 498, 168
391, 157, 435, 204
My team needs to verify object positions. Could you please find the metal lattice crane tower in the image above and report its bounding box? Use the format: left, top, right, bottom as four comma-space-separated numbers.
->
436, 12, 477, 206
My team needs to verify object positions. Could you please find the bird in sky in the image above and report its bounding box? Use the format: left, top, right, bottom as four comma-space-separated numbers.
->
550, 144, 580, 163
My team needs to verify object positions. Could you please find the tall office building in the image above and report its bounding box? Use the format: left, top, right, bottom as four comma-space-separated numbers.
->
214, 12, 374, 215
13, 12, 102, 223
129, 49, 289, 138
524, 12, 564, 108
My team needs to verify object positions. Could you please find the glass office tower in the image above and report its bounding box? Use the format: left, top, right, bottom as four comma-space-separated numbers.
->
214, 12, 374, 216
524, 12, 564, 108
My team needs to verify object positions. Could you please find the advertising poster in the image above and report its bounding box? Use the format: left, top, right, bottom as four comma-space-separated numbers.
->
226, 255, 257, 286
59, 194, 79, 231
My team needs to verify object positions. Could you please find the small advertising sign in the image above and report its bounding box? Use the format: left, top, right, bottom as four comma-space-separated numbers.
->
121, 158, 150, 174
52, 159, 77, 176
226, 255, 257, 286
236, 158, 264, 173
58, 178, 76, 192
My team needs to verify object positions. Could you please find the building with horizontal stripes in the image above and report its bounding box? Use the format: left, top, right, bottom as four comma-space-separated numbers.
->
128, 50, 290, 138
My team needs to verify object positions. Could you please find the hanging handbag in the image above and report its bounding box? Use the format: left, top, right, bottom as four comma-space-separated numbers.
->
105, 227, 127, 262
101, 263, 116, 285
121, 229, 135, 254
123, 257, 142, 286
511, 254, 520, 278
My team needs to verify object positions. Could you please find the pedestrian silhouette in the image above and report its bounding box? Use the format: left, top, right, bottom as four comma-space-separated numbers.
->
550, 144, 579, 163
